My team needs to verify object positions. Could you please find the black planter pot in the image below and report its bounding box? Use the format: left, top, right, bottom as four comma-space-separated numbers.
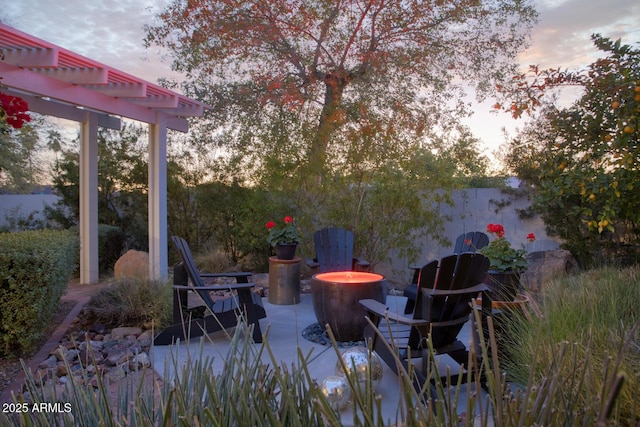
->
484, 270, 522, 301
274, 244, 297, 260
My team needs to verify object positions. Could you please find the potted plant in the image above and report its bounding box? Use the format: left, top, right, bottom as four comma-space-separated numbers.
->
266, 216, 302, 260
477, 223, 535, 301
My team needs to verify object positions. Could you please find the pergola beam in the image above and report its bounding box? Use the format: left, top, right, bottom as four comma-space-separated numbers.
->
0, 23, 211, 284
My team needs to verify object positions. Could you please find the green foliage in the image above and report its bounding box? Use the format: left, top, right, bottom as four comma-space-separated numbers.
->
505, 266, 640, 424
0, 229, 78, 357
478, 225, 529, 272
0, 115, 44, 193
82, 277, 172, 330
47, 124, 150, 250
0, 206, 47, 232
504, 35, 640, 265
178, 181, 280, 271
479, 237, 527, 272
97, 224, 125, 274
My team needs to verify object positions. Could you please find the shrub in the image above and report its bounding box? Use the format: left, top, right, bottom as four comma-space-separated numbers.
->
0, 229, 78, 356
193, 244, 235, 273
98, 224, 125, 274
81, 277, 172, 330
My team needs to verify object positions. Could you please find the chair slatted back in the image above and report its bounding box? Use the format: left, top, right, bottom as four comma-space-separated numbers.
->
453, 231, 489, 253
171, 236, 216, 308
413, 252, 489, 349
313, 227, 355, 273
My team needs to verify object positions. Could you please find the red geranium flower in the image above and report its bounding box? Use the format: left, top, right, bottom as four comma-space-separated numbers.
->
266, 221, 276, 229
486, 223, 505, 238
527, 233, 536, 242
283, 216, 293, 223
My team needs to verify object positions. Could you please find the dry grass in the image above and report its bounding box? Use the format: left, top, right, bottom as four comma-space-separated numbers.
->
82, 277, 172, 330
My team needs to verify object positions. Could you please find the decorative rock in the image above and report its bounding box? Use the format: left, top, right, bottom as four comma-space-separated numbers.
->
106, 366, 127, 384
137, 330, 153, 348
105, 348, 133, 367
522, 249, 578, 293
39, 355, 58, 370
111, 326, 142, 339
113, 249, 149, 279
129, 352, 151, 370
56, 363, 68, 377
78, 340, 104, 352
19, 305, 158, 403
91, 323, 106, 334
54, 345, 69, 362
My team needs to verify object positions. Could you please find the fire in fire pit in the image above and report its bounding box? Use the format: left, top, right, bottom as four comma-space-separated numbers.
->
310, 271, 386, 342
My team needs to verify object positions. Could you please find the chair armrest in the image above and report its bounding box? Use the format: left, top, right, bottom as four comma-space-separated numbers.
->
354, 258, 370, 268
359, 299, 429, 326
306, 258, 319, 269
173, 283, 255, 291
425, 283, 489, 297
200, 272, 252, 279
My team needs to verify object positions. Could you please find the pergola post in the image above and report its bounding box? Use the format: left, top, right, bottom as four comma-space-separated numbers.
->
148, 112, 169, 281
79, 112, 99, 284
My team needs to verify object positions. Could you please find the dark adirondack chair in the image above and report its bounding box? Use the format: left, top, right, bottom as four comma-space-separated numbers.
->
305, 227, 370, 273
154, 236, 266, 345
403, 231, 489, 313
359, 252, 491, 404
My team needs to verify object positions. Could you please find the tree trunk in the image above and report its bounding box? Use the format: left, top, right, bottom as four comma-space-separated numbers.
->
308, 71, 348, 178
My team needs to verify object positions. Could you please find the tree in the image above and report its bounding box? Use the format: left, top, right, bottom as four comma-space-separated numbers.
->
503, 35, 640, 264
47, 124, 150, 249
145, 0, 537, 180
0, 118, 43, 193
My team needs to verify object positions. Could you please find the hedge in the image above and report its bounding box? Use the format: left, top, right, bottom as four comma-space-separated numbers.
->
0, 229, 79, 357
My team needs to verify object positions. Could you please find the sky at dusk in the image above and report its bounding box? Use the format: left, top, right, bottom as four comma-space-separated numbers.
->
2, 0, 640, 168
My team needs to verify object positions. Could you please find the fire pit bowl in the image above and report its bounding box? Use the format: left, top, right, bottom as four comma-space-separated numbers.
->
311, 271, 386, 342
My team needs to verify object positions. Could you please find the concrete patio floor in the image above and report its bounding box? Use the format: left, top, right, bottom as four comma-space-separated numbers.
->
151, 294, 484, 425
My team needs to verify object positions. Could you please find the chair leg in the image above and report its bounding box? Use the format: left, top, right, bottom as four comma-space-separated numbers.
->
236, 289, 263, 343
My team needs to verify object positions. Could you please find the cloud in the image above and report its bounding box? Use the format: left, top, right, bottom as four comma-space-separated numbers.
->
520, 0, 640, 69
3, 0, 177, 83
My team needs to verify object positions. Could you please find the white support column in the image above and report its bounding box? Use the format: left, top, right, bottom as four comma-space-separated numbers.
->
79, 112, 99, 284
148, 112, 169, 281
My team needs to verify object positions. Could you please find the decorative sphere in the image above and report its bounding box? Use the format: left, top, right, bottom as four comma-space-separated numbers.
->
335, 346, 383, 390
320, 375, 351, 410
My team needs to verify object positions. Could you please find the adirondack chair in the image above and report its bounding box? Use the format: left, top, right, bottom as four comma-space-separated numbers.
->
153, 236, 266, 345
305, 227, 370, 273
403, 231, 489, 313
360, 252, 491, 404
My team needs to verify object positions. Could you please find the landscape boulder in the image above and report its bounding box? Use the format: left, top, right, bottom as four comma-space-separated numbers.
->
113, 250, 149, 279
522, 249, 578, 293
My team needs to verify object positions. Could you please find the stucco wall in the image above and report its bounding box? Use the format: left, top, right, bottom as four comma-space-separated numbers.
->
375, 188, 560, 286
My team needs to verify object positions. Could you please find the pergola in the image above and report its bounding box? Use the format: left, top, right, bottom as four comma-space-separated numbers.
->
0, 23, 211, 284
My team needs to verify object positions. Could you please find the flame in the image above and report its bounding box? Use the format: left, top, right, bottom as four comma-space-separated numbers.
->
314, 271, 383, 284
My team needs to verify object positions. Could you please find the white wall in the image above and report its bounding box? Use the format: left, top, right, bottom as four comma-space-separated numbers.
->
0, 194, 60, 228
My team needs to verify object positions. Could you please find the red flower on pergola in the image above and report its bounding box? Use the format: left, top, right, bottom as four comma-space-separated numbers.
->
0, 92, 31, 129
